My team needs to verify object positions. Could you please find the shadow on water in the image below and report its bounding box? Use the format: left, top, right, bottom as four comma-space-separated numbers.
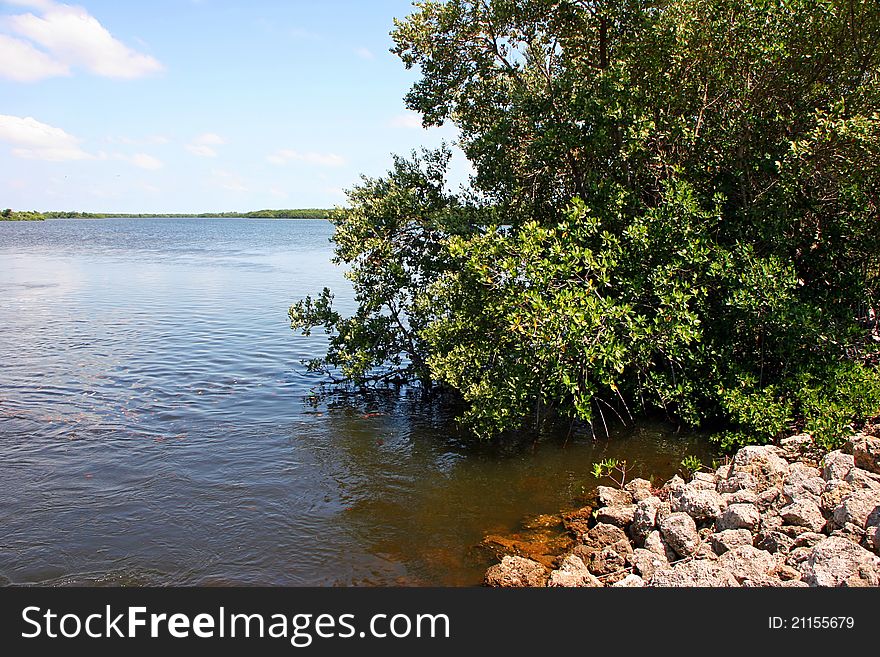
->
290, 389, 716, 586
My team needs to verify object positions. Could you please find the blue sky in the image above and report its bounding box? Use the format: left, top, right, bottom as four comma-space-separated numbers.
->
0, 0, 467, 212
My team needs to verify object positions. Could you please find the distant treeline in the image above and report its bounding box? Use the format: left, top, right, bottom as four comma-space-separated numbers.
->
39, 209, 332, 219
0, 209, 45, 221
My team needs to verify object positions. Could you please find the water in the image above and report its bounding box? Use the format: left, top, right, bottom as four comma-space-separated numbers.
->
0, 217, 714, 586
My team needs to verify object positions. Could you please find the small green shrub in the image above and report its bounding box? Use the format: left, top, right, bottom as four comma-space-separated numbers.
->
591, 458, 629, 488
680, 455, 706, 479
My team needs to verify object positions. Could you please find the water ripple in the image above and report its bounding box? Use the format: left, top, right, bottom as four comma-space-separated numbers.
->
0, 218, 715, 586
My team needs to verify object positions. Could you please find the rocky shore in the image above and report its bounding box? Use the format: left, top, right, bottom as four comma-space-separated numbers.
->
484, 433, 880, 587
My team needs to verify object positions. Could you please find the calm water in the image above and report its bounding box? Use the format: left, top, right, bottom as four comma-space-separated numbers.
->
0, 218, 714, 586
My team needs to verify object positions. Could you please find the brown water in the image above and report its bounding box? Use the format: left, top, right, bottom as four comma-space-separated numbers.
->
0, 218, 715, 586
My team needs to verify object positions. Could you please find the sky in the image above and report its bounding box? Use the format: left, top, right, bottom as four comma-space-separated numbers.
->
0, 0, 468, 212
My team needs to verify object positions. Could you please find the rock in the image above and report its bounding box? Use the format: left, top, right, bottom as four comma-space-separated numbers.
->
649, 560, 740, 587
780, 499, 826, 533
780, 524, 813, 539
586, 546, 628, 576
670, 486, 724, 521
644, 530, 677, 562
562, 507, 593, 538
822, 450, 854, 481
715, 463, 733, 480
800, 536, 880, 587
785, 547, 813, 569
775, 580, 809, 587
598, 486, 633, 507
629, 548, 669, 580
722, 489, 758, 506
717, 503, 761, 532
791, 532, 826, 550
719, 545, 777, 586
717, 472, 758, 495
785, 461, 823, 480
845, 468, 880, 494
782, 463, 825, 505
693, 471, 719, 487
485, 555, 547, 587
821, 480, 856, 514
758, 513, 784, 534
612, 573, 645, 587
659, 512, 700, 558
848, 433, 880, 475
661, 475, 687, 497
871, 525, 879, 553
572, 523, 632, 572
755, 487, 783, 512
779, 434, 818, 463
756, 530, 794, 555
833, 489, 880, 529
655, 501, 672, 525
624, 478, 654, 502
732, 445, 790, 492
710, 529, 754, 555
547, 555, 603, 587
480, 526, 574, 569
580, 523, 630, 552
630, 496, 662, 546
694, 540, 719, 561
829, 523, 866, 547
687, 474, 718, 492
773, 563, 802, 582
595, 504, 636, 528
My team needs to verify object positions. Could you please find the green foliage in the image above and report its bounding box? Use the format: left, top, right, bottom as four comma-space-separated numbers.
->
293, 0, 880, 446
289, 147, 478, 388
680, 455, 706, 479
712, 359, 880, 451
590, 458, 628, 487
0, 209, 45, 221
241, 209, 329, 219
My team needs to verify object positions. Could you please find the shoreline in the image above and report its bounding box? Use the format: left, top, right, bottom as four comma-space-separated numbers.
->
484, 432, 880, 587
1, 210, 332, 221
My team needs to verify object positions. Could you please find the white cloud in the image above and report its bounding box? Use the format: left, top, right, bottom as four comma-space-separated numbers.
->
193, 132, 225, 145
185, 133, 226, 158
266, 149, 345, 167
0, 113, 92, 161
390, 112, 424, 130
185, 144, 217, 157
2, 1, 163, 80
269, 186, 288, 199
211, 168, 248, 192
354, 47, 374, 60
103, 152, 163, 169
128, 152, 162, 170
4, 1, 58, 10
0, 33, 69, 81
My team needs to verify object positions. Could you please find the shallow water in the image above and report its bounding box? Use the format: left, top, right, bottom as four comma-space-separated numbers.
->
0, 217, 714, 586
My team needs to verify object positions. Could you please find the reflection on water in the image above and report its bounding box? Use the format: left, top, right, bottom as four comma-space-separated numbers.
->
0, 218, 714, 586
